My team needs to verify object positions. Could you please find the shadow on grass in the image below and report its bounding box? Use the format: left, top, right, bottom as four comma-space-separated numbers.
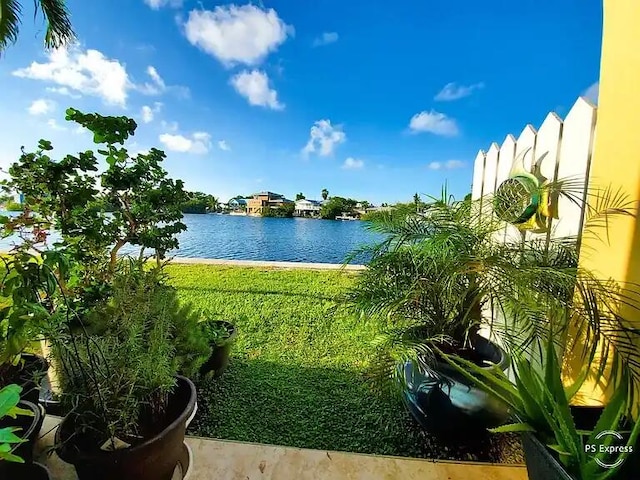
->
188, 358, 523, 463
176, 285, 337, 301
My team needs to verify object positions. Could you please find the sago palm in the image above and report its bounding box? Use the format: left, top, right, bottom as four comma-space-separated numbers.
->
0, 0, 74, 55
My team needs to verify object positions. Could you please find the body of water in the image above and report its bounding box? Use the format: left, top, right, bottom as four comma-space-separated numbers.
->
0, 213, 383, 264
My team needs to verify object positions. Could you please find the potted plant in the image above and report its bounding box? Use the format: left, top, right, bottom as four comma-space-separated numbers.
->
198, 318, 237, 377
0, 244, 57, 404
52, 259, 195, 480
440, 330, 640, 480
344, 184, 634, 437
0, 384, 51, 480
344, 190, 520, 435
4, 108, 197, 479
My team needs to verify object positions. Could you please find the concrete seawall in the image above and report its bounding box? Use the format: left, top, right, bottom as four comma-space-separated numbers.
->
171, 257, 366, 271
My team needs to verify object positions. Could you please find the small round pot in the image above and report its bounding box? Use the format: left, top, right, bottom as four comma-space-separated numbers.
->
0, 399, 44, 465
55, 375, 196, 480
401, 334, 510, 437
0, 462, 51, 480
199, 321, 237, 377
4, 353, 49, 405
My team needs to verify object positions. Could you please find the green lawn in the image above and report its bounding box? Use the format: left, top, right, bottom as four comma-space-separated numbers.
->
168, 264, 523, 462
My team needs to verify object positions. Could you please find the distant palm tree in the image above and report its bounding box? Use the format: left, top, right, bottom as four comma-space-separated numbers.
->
0, 0, 75, 55
413, 192, 420, 212
321, 188, 329, 200
206, 195, 219, 212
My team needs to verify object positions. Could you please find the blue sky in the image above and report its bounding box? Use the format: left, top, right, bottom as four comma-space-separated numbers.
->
0, 0, 602, 205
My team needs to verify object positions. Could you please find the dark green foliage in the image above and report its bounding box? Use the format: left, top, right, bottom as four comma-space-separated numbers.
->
181, 191, 219, 214
53, 259, 178, 444
361, 202, 417, 222
320, 196, 357, 219
199, 320, 231, 345
440, 335, 640, 480
0, 245, 63, 382
262, 203, 294, 218
3, 107, 188, 309
171, 302, 211, 378
295, 193, 305, 201
345, 184, 640, 397
0, 0, 75, 55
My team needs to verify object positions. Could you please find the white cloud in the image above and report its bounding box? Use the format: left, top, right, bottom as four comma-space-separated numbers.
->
137, 66, 167, 95
28, 99, 55, 116
13, 46, 175, 106
159, 131, 211, 155
141, 106, 154, 123
140, 102, 162, 123
13, 46, 131, 106
434, 82, 484, 101
302, 120, 346, 157
313, 32, 339, 47
230, 70, 284, 110
144, 0, 182, 9
409, 110, 459, 136
342, 157, 364, 170
218, 140, 230, 151
428, 160, 465, 170
583, 82, 599, 105
183, 4, 292, 67
46, 86, 81, 98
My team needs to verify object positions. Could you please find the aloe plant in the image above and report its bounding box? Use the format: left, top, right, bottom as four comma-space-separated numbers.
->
0, 384, 33, 463
438, 337, 640, 480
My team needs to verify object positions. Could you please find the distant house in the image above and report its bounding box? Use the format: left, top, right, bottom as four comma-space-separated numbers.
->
294, 199, 322, 217
228, 198, 247, 211
246, 191, 293, 216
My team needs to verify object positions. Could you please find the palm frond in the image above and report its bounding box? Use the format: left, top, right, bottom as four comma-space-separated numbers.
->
34, 0, 75, 49
0, 0, 22, 52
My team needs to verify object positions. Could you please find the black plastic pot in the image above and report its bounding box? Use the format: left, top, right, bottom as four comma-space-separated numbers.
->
55, 375, 196, 480
199, 321, 237, 377
521, 433, 575, 480
5, 353, 49, 405
401, 334, 510, 437
0, 462, 51, 480
0, 400, 44, 465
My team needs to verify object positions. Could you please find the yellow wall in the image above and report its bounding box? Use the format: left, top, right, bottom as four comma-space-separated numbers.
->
572, 0, 640, 406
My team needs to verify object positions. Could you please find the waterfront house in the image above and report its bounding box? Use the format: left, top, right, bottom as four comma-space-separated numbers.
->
228, 198, 247, 211
247, 191, 294, 216
294, 199, 322, 217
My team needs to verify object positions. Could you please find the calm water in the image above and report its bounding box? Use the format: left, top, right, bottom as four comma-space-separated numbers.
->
0, 213, 383, 264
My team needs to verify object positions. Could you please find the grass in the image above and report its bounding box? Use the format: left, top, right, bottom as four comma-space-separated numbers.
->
167, 264, 523, 462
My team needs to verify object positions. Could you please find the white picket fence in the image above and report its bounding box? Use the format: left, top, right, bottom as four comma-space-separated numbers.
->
470, 97, 597, 247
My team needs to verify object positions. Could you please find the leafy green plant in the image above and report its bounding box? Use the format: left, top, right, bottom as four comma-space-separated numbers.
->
0, 384, 33, 463
0, 0, 75, 55
343, 182, 640, 395
171, 303, 211, 378
200, 319, 232, 346
53, 258, 179, 446
0, 243, 63, 384
3, 108, 188, 312
438, 334, 640, 480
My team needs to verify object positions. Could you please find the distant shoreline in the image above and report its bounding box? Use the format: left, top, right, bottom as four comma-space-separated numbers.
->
170, 257, 366, 270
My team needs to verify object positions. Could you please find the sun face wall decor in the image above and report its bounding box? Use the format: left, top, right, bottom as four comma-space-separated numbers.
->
492, 148, 557, 233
